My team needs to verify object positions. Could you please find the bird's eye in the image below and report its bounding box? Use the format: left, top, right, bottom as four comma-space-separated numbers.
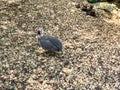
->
37, 31, 41, 34
35, 27, 42, 34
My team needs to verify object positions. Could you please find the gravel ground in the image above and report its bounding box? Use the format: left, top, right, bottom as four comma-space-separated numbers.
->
0, 0, 120, 90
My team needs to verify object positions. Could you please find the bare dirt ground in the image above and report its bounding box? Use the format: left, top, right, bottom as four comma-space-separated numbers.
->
0, 0, 120, 90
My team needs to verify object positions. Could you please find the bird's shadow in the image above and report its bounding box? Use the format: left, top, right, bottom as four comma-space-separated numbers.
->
40, 51, 62, 57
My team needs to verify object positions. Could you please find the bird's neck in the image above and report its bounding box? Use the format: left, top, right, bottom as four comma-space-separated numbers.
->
37, 34, 44, 38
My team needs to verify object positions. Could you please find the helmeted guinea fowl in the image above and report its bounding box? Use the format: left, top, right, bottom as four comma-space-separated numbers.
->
36, 27, 62, 52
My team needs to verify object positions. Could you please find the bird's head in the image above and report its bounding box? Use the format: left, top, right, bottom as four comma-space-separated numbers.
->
35, 27, 43, 35
35, 27, 44, 39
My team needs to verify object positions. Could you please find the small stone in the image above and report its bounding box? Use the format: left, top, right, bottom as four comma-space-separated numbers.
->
94, 86, 102, 90
75, 3, 80, 8
81, 5, 88, 11
66, 86, 74, 90
86, 9, 96, 17
62, 68, 72, 73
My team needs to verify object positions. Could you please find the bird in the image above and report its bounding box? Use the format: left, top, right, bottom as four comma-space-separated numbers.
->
35, 27, 62, 52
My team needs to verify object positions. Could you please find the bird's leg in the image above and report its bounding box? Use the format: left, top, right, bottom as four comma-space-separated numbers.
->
44, 51, 60, 56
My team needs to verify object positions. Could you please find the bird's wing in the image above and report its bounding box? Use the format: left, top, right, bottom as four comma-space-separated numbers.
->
40, 38, 58, 51
46, 35, 62, 51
